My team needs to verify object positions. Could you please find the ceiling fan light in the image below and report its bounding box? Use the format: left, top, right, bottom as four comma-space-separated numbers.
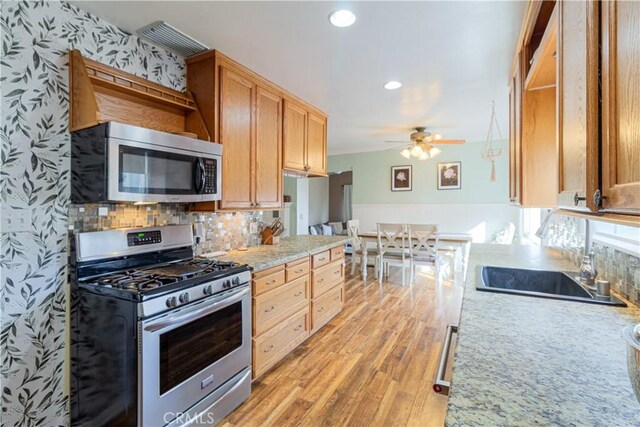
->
410, 145, 423, 157
418, 152, 429, 160
400, 148, 411, 159
434, 134, 443, 140
429, 146, 442, 158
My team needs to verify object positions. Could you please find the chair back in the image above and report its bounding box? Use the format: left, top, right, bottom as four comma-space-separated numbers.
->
408, 224, 438, 260
376, 223, 406, 254
346, 219, 362, 250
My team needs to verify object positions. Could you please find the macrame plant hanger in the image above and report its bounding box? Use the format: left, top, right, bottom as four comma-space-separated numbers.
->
481, 101, 504, 182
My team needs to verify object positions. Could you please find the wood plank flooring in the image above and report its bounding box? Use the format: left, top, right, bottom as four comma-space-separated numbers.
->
223, 255, 464, 427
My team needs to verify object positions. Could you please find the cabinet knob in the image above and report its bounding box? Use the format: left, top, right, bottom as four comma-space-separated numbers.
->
593, 189, 606, 209
574, 192, 586, 206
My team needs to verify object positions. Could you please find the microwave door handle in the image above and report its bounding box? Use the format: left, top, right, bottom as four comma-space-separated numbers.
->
194, 158, 205, 193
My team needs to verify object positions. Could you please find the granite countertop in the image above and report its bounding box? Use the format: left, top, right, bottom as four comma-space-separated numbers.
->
216, 235, 352, 271
446, 244, 640, 427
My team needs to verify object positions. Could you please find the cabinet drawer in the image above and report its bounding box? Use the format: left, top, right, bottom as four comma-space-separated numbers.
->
253, 268, 286, 296
253, 275, 309, 336
285, 258, 310, 282
253, 307, 310, 378
330, 245, 345, 261
311, 285, 343, 332
312, 250, 330, 269
311, 260, 344, 298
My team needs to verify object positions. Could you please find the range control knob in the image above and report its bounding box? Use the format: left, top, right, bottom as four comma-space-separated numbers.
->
232, 277, 240, 286
166, 296, 177, 308
223, 280, 231, 289
179, 292, 190, 304
203, 285, 213, 295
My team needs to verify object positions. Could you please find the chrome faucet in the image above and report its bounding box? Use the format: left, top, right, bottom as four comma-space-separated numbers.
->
535, 208, 559, 239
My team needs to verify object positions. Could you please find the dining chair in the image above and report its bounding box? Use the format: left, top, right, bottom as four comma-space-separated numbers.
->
376, 223, 410, 285
407, 224, 440, 281
347, 219, 380, 278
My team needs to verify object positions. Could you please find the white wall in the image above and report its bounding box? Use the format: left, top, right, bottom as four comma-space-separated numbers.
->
296, 178, 309, 235
308, 177, 329, 225
352, 203, 520, 243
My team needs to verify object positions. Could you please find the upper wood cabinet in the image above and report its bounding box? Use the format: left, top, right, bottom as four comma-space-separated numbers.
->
600, 0, 640, 213
218, 65, 283, 210
508, 54, 523, 205
283, 100, 307, 172
186, 50, 327, 211
557, 0, 600, 211
219, 66, 254, 209
283, 99, 328, 176
510, 0, 639, 217
509, 2, 558, 208
255, 86, 283, 209
306, 112, 327, 175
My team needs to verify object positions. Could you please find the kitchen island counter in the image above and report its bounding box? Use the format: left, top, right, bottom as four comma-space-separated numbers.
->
217, 235, 351, 272
447, 244, 640, 426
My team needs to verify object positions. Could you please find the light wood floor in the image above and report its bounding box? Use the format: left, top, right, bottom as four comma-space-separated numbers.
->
223, 255, 464, 427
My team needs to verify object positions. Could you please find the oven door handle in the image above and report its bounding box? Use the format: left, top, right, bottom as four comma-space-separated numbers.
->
144, 288, 248, 333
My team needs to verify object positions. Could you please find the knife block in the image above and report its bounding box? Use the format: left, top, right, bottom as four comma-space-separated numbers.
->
261, 228, 280, 245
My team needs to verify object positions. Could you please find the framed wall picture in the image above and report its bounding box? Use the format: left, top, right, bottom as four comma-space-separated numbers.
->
391, 165, 412, 191
437, 161, 462, 190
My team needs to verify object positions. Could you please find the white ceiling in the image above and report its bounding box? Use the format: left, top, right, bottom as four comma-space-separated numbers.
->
72, 1, 526, 155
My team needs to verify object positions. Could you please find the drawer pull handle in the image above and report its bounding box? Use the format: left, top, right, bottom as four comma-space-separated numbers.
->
266, 279, 277, 285
294, 291, 303, 297
318, 278, 324, 283
334, 270, 341, 275
294, 324, 303, 331
318, 307, 325, 312
294, 268, 304, 273
264, 305, 276, 313
317, 257, 326, 261
264, 345, 274, 353
334, 295, 341, 301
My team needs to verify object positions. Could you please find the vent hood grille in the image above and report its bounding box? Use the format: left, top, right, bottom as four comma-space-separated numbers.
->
137, 21, 209, 57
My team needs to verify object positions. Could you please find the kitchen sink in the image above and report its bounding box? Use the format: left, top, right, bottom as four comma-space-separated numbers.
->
477, 266, 626, 306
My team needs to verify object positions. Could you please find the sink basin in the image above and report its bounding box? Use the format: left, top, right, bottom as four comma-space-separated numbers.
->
477, 266, 626, 306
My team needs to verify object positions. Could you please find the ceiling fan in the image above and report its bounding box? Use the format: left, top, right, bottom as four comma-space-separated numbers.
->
385, 127, 465, 160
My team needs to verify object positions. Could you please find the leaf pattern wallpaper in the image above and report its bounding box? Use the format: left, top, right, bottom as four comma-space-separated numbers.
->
0, 1, 185, 425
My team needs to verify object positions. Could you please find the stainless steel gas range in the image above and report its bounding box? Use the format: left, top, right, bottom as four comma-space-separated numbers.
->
70, 224, 251, 427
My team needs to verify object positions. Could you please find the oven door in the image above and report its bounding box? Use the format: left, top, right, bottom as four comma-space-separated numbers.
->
107, 138, 221, 203
139, 286, 250, 427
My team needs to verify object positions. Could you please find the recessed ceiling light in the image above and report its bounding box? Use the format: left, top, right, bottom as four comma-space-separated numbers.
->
384, 81, 402, 90
329, 10, 356, 27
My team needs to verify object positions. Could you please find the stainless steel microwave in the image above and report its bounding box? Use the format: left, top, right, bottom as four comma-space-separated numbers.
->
71, 122, 221, 203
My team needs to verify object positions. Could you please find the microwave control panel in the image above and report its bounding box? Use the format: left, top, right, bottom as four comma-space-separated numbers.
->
128, 230, 162, 246
203, 159, 216, 194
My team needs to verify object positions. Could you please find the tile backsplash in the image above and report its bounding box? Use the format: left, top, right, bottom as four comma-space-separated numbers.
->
544, 214, 640, 305
69, 204, 265, 254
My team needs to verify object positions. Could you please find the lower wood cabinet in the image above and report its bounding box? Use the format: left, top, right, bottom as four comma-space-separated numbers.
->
252, 307, 310, 379
251, 245, 345, 379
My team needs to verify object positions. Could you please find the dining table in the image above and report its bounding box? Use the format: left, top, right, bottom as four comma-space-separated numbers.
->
356, 231, 473, 281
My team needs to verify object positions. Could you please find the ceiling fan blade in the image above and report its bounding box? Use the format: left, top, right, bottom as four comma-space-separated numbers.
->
384, 145, 411, 152
432, 139, 466, 145
384, 140, 412, 144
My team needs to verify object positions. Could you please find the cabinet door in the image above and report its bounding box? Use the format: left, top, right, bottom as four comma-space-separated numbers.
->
306, 112, 327, 175
283, 100, 307, 172
600, 0, 640, 213
219, 66, 254, 209
557, 0, 599, 211
508, 53, 522, 205
255, 86, 283, 209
